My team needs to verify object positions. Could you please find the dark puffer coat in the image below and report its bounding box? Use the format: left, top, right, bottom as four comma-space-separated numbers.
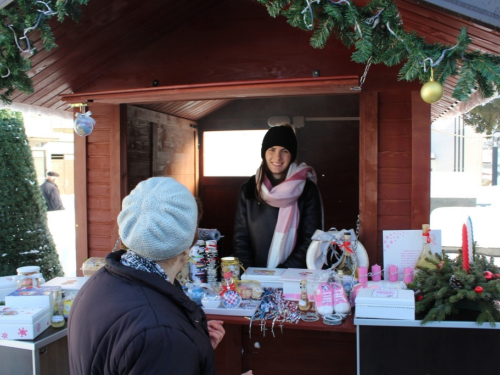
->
68, 250, 216, 375
40, 179, 64, 211
233, 175, 323, 269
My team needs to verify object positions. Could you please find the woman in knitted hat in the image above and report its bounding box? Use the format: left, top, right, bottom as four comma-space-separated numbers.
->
68, 177, 252, 375
233, 124, 323, 269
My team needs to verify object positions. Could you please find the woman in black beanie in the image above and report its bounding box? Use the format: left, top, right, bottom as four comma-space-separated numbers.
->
233, 124, 323, 269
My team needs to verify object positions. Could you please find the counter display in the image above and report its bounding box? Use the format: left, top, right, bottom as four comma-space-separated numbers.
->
211, 313, 357, 375
355, 317, 500, 375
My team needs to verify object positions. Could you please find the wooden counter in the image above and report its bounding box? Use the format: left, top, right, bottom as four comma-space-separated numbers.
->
0, 324, 69, 375
209, 314, 357, 375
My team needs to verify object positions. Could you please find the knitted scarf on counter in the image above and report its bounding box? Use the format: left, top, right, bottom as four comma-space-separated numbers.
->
120, 250, 171, 282
258, 162, 317, 268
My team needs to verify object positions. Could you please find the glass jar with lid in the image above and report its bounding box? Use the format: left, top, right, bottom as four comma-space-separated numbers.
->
16, 266, 45, 287
220, 257, 243, 281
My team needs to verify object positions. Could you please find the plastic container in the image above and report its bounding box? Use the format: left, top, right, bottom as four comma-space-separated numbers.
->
81, 257, 106, 277
202, 291, 222, 309
235, 279, 263, 300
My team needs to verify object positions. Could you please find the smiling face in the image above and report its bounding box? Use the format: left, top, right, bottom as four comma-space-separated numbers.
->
265, 146, 292, 180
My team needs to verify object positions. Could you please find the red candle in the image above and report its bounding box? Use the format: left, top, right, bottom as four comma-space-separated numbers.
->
462, 223, 469, 273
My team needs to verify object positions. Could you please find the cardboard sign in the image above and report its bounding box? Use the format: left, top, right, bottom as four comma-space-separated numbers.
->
382, 230, 442, 281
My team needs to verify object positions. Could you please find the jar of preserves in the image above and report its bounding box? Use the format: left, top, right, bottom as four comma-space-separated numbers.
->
16, 266, 44, 288
221, 257, 244, 281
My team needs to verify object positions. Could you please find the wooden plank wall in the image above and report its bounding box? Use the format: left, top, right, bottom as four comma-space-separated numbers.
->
377, 92, 412, 265
359, 92, 378, 264
76, 104, 201, 270
126, 105, 199, 196
75, 103, 121, 273
375, 91, 430, 266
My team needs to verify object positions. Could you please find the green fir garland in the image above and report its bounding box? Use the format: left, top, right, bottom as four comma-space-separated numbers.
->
257, 0, 500, 102
1, 1, 499, 105
0, 0, 88, 104
407, 246, 500, 326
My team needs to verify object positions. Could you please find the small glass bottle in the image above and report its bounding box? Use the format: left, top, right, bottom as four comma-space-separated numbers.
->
51, 290, 65, 328
338, 233, 355, 276
298, 279, 311, 311
415, 224, 437, 270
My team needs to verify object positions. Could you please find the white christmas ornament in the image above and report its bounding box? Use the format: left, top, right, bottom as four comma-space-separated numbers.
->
74, 111, 95, 137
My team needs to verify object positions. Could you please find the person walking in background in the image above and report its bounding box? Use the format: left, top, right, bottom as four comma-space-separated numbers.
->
40, 171, 64, 211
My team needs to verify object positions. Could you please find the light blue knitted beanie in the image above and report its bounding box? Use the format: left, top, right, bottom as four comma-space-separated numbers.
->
117, 177, 198, 261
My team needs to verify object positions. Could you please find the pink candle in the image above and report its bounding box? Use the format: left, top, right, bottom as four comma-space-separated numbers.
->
358, 266, 368, 284
389, 265, 399, 282
371, 264, 381, 281
404, 267, 414, 283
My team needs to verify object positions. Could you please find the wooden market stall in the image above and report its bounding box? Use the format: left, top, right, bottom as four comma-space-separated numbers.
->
6, 0, 500, 374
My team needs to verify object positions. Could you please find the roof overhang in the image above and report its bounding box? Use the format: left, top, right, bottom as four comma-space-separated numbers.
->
420, 0, 500, 31
60, 76, 360, 105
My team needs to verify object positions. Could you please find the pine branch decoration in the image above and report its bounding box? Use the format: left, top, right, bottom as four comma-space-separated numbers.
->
0, 0, 89, 104
407, 245, 500, 326
257, 0, 500, 103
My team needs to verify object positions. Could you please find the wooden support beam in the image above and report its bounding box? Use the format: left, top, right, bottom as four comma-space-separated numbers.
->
359, 92, 379, 262
411, 91, 431, 228
61, 76, 359, 105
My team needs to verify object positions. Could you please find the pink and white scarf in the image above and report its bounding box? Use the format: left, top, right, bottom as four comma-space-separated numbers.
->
257, 162, 317, 268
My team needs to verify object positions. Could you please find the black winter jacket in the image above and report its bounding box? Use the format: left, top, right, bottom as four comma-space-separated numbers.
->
233, 175, 323, 269
40, 179, 64, 211
68, 250, 216, 375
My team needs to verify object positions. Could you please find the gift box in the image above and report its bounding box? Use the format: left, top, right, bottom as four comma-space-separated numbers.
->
5, 286, 60, 310
0, 276, 19, 302
279, 268, 328, 301
41, 277, 88, 293
355, 288, 415, 320
0, 306, 51, 340
240, 267, 286, 288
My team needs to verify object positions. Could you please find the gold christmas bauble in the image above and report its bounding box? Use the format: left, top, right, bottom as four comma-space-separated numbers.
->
420, 78, 443, 104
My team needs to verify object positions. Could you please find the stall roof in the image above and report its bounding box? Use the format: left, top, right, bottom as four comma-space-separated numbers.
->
5, 0, 500, 121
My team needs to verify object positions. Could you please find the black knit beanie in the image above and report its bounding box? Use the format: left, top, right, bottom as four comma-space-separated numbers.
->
261, 125, 297, 162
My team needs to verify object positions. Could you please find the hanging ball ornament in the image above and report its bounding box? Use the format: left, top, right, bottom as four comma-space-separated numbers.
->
484, 271, 494, 281
74, 111, 95, 137
420, 68, 443, 104
475, 286, 484, 294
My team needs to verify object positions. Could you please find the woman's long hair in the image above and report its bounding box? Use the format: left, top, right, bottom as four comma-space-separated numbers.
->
254, 159, 290, 203
255, 124, 295, 203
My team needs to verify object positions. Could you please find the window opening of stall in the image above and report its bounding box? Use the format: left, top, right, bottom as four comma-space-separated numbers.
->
203, 130, 267, 176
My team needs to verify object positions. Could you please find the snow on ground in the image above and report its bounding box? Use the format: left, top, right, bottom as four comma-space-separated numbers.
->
46, 195, 76, 276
